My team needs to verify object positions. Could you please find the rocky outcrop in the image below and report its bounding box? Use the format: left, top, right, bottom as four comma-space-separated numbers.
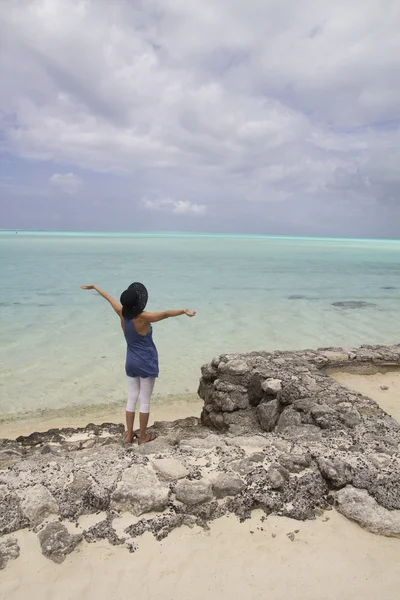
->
0, 344, 399, 565
336, 486, 400, 537
37, 522, 83, 564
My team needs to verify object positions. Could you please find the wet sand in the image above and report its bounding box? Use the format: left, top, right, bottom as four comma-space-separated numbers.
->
0, 395, 203, 439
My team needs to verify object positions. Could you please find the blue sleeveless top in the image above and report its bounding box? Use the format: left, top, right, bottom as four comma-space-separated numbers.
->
123, 318, 159, 378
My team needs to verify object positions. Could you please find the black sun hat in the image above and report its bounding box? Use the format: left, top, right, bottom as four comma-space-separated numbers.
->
120, 282, 148, 319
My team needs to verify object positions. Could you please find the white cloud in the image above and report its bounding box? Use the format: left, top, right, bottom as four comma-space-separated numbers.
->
142, 196, 206, 215
0, 0, 399, 234
49, 172, 82, 194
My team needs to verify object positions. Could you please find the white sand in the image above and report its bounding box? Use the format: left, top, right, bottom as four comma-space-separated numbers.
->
1, 511, 400, 600
330, 370, 400, 422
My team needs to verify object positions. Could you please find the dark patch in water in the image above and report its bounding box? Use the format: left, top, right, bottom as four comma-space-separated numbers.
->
0, 301, 51, 308
288, 295, 306, 300
381, 286, 396, 290
0, 302, 23, 307
332, 301, 376, 309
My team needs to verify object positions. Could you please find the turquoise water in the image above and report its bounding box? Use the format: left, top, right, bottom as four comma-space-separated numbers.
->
1, 232, 399, 417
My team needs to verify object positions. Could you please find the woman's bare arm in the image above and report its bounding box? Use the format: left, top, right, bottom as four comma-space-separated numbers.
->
81, 284, 122, 316
142, 309, 196, 323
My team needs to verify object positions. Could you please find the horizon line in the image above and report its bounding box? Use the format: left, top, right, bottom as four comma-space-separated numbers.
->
0, 229, 399, 243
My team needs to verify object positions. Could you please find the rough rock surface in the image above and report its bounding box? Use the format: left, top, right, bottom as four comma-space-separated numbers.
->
211, 473, 246, 498
175, 480, 213, 505
152, 458, 189, 481
0, 344, 399, 565
37, 522, 83, 564
111, 465, 170, 515
0, 537, 20, 569
336, 486, 400, 537
18, 484, 59, 526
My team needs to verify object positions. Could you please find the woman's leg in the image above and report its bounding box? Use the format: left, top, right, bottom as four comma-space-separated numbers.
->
126, 376, 140, 443
138, 377, 156, 444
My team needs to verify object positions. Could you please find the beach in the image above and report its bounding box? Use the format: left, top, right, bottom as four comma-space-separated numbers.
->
1, 345, 400, 600
2, 511, 400, 600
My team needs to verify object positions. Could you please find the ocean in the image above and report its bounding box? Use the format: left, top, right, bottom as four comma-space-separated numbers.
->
1, 232, 399, 420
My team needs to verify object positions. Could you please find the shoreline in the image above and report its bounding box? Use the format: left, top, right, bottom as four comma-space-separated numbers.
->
0, 393, 202, 440
1, 356, 399, 440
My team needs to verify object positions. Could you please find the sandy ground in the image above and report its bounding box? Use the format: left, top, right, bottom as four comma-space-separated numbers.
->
1, 511, 399, 600
330, 370, 400, 422
0, 397, 203, 440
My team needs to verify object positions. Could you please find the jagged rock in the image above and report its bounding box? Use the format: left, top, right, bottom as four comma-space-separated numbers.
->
125, 513, 198, 541
153, 458, 189, 481
38, 522, 82, 563
111, 465, 170, 515
211, 380, 249, 411
257, 400, 281, 432
267, 466, 289, 490
370, 471, 400, 511
261, 378, 282, 396
317, 457, 352, 489
339, 409, 361, 428
336, 486, 400, 537
281, 471, 330, 520
180, 435, 225, 455
0, 449, 23, 470
279, 453, 310, 473
18, 484, 59, 526
311, 404, 338, 429
0, 485, 28, 535
280, 424, 322, 442
83, 517, 125, 545
200, 362, 219, 382
292, 398, 317, 413
211, 473, 245, 498
248, 370, 267, 405
276, 408, 302, 432
152, 458, 189, 481
84, 481, 110, 511
234, 453, 265, 475
218, 359, 250, 381
0, 537, 20, 570
278, 382, 301, 405
175, 480, 213, 506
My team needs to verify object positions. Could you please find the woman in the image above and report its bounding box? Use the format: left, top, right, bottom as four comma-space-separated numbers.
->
81, 282, 196, 444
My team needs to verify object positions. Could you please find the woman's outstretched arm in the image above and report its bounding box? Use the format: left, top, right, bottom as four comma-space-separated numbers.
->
142, 309, 196, 323
81, 284, 122, 316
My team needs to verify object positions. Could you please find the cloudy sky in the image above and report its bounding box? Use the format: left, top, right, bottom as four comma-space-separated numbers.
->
1, 0, 399, 237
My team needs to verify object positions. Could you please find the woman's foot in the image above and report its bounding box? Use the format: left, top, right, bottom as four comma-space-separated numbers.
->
124, 432, 137, 444
139, 431, 157, 445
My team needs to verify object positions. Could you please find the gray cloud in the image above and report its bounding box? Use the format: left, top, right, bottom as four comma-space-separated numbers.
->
0, 0, 399, 235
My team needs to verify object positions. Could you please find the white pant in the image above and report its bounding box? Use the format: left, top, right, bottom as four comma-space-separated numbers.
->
126, 376, 155, 414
